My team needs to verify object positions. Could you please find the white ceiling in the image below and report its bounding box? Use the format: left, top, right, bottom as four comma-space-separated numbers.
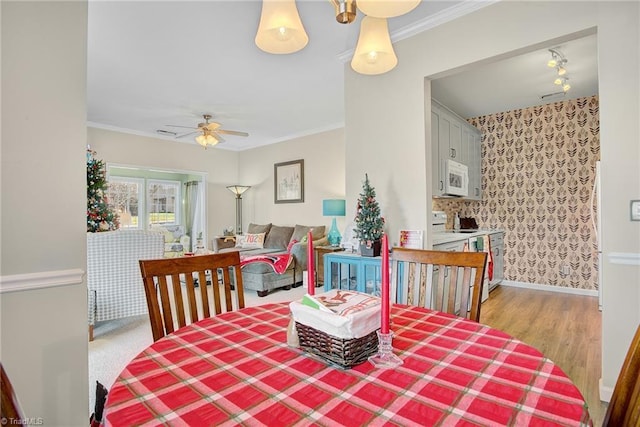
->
87, 1, 599, 151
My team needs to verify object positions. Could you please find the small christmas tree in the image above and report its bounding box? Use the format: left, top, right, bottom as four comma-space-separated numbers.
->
354, 174, 385, 249
87, 147, 119, 232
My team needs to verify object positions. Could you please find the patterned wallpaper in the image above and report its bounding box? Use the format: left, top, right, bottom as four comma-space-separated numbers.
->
433, 96, 600, 291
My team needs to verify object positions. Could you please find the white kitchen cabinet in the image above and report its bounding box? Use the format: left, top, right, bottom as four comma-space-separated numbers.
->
431, 110, 443, 197
467, 129, 482, 200
489, 231, 504, 289
431, 99, 482, 201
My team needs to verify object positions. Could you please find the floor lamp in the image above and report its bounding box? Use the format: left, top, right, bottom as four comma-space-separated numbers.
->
226, 185, 250, 235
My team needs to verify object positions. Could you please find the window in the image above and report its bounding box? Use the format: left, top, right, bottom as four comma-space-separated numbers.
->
105, 165, 205, 243
106, 178, 180, 228
107, 177, 144, 229
147, 180, 180, 226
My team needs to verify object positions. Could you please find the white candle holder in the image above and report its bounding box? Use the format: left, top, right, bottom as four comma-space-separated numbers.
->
368, 330, 403, 368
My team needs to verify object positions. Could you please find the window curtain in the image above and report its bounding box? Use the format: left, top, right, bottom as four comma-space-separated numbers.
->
184, 181, 203, 251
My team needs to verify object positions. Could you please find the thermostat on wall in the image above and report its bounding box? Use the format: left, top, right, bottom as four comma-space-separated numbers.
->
631, 200, 640, 221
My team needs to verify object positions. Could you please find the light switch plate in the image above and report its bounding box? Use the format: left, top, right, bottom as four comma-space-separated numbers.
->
631, 200, 640, 221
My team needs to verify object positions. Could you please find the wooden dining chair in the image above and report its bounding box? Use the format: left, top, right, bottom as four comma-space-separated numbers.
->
390, 248, 488, 322
1, 363, 24, 421
603, 324, 640, 426
139, 252, 245, 342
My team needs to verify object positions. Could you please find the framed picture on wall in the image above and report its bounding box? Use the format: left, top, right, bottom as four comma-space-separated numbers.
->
274, 159, 304, 203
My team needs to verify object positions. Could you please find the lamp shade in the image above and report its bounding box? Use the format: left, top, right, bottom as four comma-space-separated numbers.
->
351, 16, 397, 75
323, 199, 346, 217
226, 185, 251, 197
255, 0, 308, 54
357, 0, 420, 18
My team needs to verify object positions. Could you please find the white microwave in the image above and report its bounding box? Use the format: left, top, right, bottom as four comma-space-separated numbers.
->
444, 159, 468, 197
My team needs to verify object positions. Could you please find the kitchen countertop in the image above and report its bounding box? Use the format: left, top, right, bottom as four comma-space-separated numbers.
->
432, 229, 504, 245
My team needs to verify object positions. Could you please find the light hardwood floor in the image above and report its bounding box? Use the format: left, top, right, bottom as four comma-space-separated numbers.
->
481, 285, 607, 426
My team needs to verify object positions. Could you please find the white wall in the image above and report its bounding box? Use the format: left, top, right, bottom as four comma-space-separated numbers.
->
1, 1, 89, 424
239, 128, 346, 233
87, 127, 240, 246
344, 0, 639, 400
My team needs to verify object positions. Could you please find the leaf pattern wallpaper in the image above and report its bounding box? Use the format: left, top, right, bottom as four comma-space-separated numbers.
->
433, 96, 600, 290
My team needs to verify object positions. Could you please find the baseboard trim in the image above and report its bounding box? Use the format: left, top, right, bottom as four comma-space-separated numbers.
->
608, 252, 640, 266
500, 280, 598, 297
0, 269, 85, 294
599, 378, 613, 403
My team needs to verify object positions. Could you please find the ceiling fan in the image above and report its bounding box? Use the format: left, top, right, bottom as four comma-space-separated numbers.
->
166, 114, 249, 148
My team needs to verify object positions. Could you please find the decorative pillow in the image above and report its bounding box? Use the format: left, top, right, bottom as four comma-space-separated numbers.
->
235, 232, 266, 249
290, 225, 326, 243
265, 225, 294, 249
247, 223, 272, 235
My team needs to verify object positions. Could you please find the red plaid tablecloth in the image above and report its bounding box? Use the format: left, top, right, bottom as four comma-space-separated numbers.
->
105, 303, 593, 426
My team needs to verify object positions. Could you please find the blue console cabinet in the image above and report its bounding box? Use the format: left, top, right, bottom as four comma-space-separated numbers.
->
322, 252, 383, 296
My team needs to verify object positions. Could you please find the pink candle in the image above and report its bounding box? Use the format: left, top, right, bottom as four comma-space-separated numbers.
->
307, 231, 315, 295
381, 234, 390, 334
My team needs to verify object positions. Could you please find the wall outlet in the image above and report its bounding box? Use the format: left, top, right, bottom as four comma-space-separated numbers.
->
560, 265, 571, 276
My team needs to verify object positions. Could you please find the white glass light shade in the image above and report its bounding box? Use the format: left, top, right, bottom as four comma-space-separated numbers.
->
195, 133, 220, 148
547, 58, 558, 68
357, 0, 420, 18
351, 16, 397, 75
255, 0, 308, 54
563, 83, 571, 92
557, 65, 567, 76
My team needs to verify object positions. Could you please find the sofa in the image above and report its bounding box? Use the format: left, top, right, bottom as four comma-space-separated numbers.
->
87, 230, 165, 340
213, 223, 327, 296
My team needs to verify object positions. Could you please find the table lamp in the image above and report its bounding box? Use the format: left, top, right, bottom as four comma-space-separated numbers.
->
323, 199, 346, 246
226, 185, 250, 235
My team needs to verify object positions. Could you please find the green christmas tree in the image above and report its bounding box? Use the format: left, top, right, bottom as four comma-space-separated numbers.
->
354, 173, 385, 244
87, 148, 119, 232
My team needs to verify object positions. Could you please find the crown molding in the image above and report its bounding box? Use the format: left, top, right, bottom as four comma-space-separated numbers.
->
338, 0, 499, 62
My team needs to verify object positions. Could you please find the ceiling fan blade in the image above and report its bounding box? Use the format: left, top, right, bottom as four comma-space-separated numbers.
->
165, 124, 197, 129
212, 133, 226, 143
176, 130, 198, 138
217, 129, 249, 137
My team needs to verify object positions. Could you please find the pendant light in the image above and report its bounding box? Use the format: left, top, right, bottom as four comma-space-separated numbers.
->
351, 16, 397, 75
356, 0, 420, 18
255, 0, 308, 54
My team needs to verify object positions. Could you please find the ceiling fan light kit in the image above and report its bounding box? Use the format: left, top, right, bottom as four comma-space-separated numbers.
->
196, 132, 220, 148
166, 114, 248, 149
255, 0, 308, 54
256, 0, 417, 75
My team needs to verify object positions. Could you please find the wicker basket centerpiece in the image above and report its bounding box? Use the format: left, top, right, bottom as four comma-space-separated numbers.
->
290, 290, 381, 369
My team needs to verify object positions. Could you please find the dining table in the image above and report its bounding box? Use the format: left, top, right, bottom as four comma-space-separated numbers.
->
104, 302, 593, 426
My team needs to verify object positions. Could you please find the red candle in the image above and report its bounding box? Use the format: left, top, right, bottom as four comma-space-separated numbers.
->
381, 234, 390, 334
307, 231, 315, 295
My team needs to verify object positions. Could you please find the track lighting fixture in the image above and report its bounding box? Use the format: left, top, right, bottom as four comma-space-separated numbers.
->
548, 48, 571, 93
554, 77, 571, 92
